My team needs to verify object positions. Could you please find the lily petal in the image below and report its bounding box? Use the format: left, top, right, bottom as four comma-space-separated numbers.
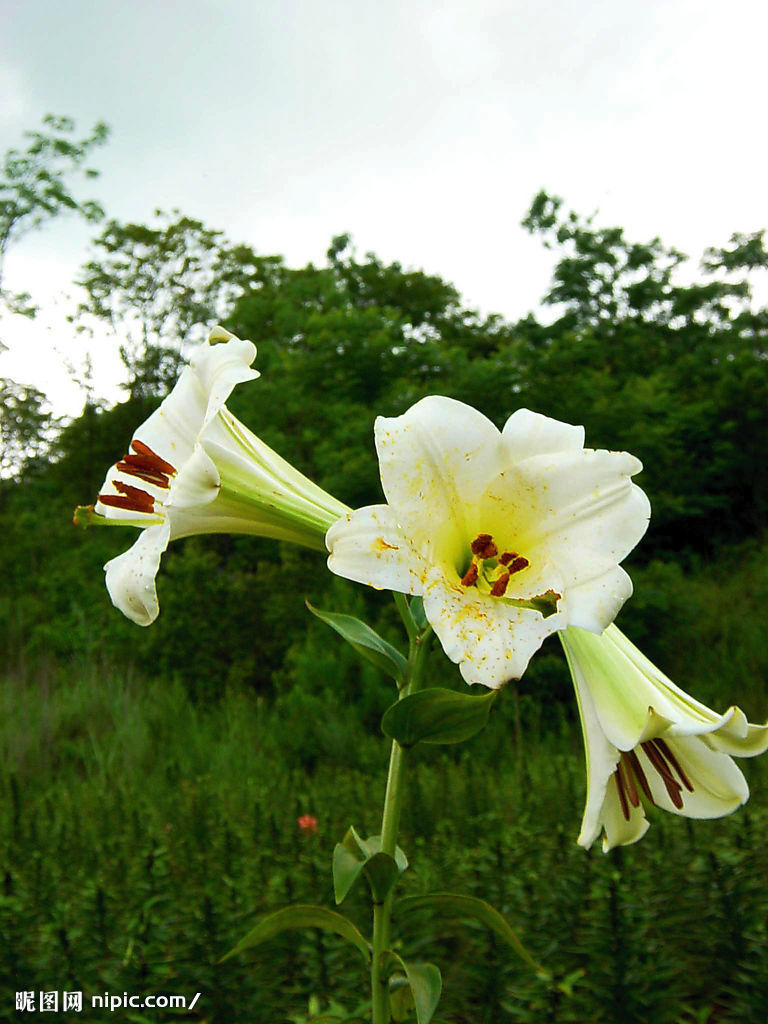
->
374, 396, 503, 567
568, 635, 641, 849
135, 334, 258, 470
563, 625, 768, 752
483, 449, 649, 611
104, 522, 171, 626
561, 565, 634, 634
170, 445, 220, 511
326, 505, 425, 594
422, 567, 566, 687
188, 333, 260, 429
501, 407, 585, 460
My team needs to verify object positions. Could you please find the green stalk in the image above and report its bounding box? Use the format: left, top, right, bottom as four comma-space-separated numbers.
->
371, 601, 431, 1024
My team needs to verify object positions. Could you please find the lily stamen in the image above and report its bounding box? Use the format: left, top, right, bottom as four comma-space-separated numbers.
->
115, 440, 177, 489
104, 481, 158, 515
460, 563, 479, 587
499, 551, 530, 574
642, 740, 685, 808
98, 493, 156, 514
115, 461, 172, 488
461, 533, 531, 599
470, 533, 498, 559
615, 739, 696, 821
490, 572, 511, 597
620, 755, 641, 809
625, 749, 654, 804
654, 738, 694, 792
615, 763, 630, 821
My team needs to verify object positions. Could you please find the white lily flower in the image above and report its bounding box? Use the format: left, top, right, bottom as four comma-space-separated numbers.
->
560, 624, 768, 851
75, 326, 350, 626
326, 396, 650, 687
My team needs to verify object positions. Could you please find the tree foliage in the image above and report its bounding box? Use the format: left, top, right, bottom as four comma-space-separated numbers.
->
2, 195, 767, 703
0, 113, 109, 314
518, 190, 768, 551
0, 378, 56, 478
74, 212, 265, 396
0, 114, 108, 475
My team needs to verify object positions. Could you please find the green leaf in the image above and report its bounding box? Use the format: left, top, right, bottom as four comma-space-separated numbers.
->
381, 952, 442, 1024
381, 687, 497, 747
306, 602, 408, 684
333, 826, 408, 904
220, 904, 370, 963
396, 893, 542, 973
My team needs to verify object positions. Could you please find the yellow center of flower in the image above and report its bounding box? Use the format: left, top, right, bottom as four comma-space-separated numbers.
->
460, 532, 530, 597
614, 739, 695, 820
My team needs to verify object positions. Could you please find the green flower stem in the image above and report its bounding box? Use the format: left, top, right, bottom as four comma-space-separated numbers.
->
371, 604, 431, 1024
393, 592, 419, 644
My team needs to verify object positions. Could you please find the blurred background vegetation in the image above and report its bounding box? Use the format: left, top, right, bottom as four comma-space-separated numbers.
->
2, 117, 768, 1022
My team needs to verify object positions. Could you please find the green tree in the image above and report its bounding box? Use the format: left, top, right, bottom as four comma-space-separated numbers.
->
0, 113, 109, 316
0, 378, 56, 478
0, 114, 108, 476
74, 212, 267, 396
519, 190, 768, 551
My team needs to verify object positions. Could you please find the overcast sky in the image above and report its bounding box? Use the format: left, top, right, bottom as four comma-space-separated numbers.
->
2, 0, 767, 415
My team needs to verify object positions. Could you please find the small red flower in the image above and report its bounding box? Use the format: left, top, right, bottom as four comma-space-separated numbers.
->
297, 814, 318, 834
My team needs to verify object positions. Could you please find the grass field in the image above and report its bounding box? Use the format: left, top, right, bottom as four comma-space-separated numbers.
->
3, 660, 768, 1024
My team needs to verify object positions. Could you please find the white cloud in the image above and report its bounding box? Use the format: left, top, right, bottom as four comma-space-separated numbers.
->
1, 0, 767, 414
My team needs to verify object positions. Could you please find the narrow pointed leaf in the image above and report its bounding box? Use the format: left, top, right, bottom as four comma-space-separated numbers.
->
382, 687, 497, 747
220, 904, 370, 963
334, 826, 408, 904
332, 841, 366, 905
396, 893, 542, 972
307, 602, 408, 683
382, 952, 442, 1024
363, 852, 402, 904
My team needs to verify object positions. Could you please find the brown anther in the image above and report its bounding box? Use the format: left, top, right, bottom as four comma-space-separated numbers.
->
460, 563, 479, 587
490, 571, 511, 597
624, 749, 655, 805
507, 556, 530, 575
470, 533, 498, 559
98, 491, 156, 514
114, 439, 177, 489
130, 439, 177, 476
113, 481, 156, 505
614, 765, 630, 821
116, 460, 172, 488
619, 754, 641, 808
499, 551, 518, 566
642, 741, 684, 809
654, 738, 694, 792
